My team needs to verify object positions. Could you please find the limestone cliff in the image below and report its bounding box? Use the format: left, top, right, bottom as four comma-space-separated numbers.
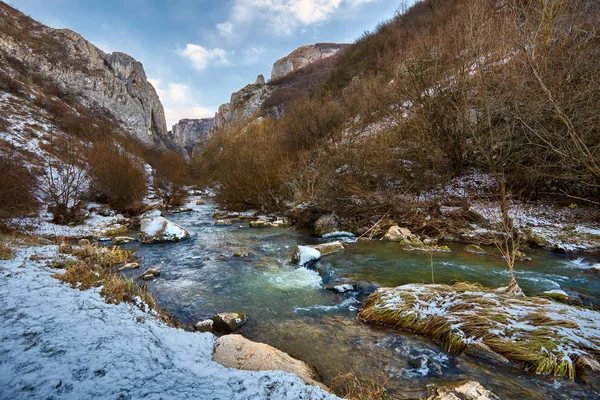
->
271, 43, 348, 81
168, 118, 214, 157
0, 2, 168, 147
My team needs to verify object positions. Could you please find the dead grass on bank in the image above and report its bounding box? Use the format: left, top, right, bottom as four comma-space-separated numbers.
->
52, 241, 178, 327
331, 371, 391, 400
359, 283, 599, 380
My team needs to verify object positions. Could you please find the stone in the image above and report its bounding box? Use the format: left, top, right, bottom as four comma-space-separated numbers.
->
528, 233, 549, 248
78, 239, 91, 247
291, 241, 344, 266
196, 200, 206, 205
139, 268, 160, 280
117, 262, 140, 272
213, 211, 239, 220
271, 217, 292, 227
141, 209, 162, 219
212, 312, 247, 333
213, 335, 327, 391
139, 216, 190, 243
233, 249, 252, 258
171, 207, 193, 214
215, 219, 233, 226
112, 236, 137, 245
194, 319, 214, 333
383, 226, 414, 241
575, 355, 600, 391
249, 219, 274, 228
465, 244, 487, 255
313, 214, 340, 237
464, 343, 512, 367
333, 284, 354, 293
255, 74, 265, 85
589, 264, 600, 273
427, 381, 499, 400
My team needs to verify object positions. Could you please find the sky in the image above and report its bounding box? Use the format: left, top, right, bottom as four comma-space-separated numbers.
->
9, 0, 407, 129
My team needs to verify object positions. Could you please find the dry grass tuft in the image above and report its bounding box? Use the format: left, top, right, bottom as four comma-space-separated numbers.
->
359, 283, 598, 380
331, 372, 391, 400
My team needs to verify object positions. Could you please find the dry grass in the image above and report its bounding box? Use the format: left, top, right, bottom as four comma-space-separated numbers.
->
331, 372, 391, 400
51, 241, 178, 327
0, 242, 15, 260
359, 283, 599, 380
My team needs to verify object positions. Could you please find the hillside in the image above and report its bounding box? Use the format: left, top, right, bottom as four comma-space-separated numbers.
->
193, 0, 600, 252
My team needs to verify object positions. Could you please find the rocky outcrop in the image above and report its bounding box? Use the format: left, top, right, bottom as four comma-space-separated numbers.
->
0, 3, 169, 147
212, 81, 273, 132
168, 118, 214, 157
271, 43, 348, 81
213, 335, 328, 391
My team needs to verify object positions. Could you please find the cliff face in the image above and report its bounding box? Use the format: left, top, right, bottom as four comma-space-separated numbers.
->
0, 2, 168, 147
271, 43, 348, 81
168, 118, 214, 157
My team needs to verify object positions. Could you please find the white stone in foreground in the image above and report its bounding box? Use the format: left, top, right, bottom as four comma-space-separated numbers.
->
139, 216, 190, 243
0, 246, 338, 400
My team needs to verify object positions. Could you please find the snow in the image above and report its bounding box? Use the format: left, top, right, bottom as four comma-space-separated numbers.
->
11, 211, 128, 239
0, 245, 337, 400
140, 216, 190, 243
294, 246, 321, 267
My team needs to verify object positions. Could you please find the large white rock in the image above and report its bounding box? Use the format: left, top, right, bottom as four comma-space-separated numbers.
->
213, 335, 328, 392
139, 216, 189, 243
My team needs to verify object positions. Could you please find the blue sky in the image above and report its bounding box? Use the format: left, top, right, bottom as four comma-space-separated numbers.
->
10, 0, 407, 128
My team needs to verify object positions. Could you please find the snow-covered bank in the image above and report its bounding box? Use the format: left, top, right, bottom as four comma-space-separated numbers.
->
0, 245, 337, 399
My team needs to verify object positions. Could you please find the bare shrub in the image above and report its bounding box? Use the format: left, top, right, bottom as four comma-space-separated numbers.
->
88, 139, 147, 214
0, 152, 38, 224
150, 151, 190, 207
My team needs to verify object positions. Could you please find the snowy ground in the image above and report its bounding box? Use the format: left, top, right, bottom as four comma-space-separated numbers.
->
0, 245, 337, 400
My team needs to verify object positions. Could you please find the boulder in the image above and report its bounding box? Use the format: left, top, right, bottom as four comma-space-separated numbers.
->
249, 219, 274, 228
213, 211, 239, 220
139, 216, 190, 243
311, 241, 344, 256
464, 342, 512, 367
383, 226, 414, 241
194, 319, 214, 333
465, 244, 487, 255
141, 209, 162, 219
314, 214, 340, 237
139, 268, 160, 281
427, 381, 499, 400
117, 262, 140, 272
171, 207, 193, 214
528, 233, 549, 248
575, 355, 600, 391
291, 246, 321, 267
233, 249, 252, 258
213, 312, 247, 333
255, 74, 265, 85
213, 334, 327, 391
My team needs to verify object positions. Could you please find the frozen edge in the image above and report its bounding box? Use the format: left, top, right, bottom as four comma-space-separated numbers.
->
0, 245, 338, 400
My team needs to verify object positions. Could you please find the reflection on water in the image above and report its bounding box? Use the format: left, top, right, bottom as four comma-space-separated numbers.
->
125, 199, 600, 399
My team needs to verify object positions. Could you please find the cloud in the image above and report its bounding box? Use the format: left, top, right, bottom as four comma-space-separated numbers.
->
179, 44, 231, 71
217, 21, 233, 37
148, 78, 213, 128
218, 0, 378, 36
243, 46, 266, 65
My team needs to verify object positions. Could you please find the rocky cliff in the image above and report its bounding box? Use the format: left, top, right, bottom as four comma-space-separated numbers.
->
271, 43, 348, 81
168, 118, 214, 157
0, 2, 168, 147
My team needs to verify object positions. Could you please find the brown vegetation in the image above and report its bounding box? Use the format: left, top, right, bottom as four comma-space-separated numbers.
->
195, 0, 600, 226
150, 150, 190, 207
87, 139, 147, 214
0, 151, 38, 224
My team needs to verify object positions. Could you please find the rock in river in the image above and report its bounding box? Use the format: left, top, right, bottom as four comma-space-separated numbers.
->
213, 312, 247, 333
139, 216, 190, 244
213, 335, 328, 391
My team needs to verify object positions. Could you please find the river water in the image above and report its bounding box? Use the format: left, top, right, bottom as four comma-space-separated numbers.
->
123, 199, 600, 399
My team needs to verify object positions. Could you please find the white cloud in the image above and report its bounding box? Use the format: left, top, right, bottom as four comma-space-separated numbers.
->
218, 0, 377, 36
217, 21, 233, 37
243, 46, 266, 65
148, 78, 213, 128
179, 44, 231, 71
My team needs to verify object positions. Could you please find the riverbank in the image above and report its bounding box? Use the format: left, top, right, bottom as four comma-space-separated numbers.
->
0, 240, 336, 400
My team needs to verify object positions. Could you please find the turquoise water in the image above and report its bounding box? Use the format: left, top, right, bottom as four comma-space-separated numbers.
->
124, 200, 600, 399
